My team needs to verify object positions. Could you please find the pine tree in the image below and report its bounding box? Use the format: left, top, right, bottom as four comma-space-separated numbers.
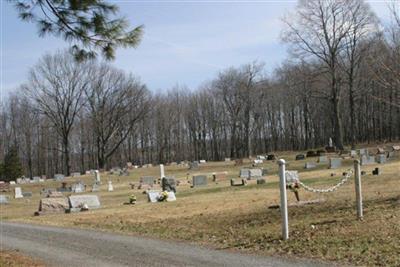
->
2, 146, 23, 182
10, 0, 143, 61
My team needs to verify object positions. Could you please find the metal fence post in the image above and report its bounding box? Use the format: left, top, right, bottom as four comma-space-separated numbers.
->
278, 159, 289, 240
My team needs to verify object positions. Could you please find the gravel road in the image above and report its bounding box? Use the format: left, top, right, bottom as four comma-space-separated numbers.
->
1, 222, 329, 267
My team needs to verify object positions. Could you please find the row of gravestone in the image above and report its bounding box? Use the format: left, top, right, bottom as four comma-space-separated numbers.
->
37, 194, 101, 215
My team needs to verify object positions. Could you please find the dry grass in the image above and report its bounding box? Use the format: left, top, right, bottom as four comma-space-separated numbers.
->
1, 146, 400, 266
0, 250, 46, 267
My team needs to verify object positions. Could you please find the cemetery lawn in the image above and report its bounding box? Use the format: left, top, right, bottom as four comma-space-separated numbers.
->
0, 250, 46, 267
2, 147, 400, 266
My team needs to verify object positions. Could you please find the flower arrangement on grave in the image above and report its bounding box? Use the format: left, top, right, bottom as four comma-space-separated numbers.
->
157, 191, 169, 202
129, 194, 137, 204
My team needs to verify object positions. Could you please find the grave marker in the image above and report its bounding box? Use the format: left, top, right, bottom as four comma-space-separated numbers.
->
140, 176, 156, 185
329, 158, 342, 169
376, 154, 386, 164
305, 162, 316, 169
361, 155, 375, 165
249, 169, 262, 179
14, 187, 23, 198
162, 177, 176, 193
0, 195, 9, 204
192, 175, 207, 187
108, 181, 114, 192
295, 154, 305, 160
69, 195, 101, 212
318, 156, 328, 163
54, 174, 65, 181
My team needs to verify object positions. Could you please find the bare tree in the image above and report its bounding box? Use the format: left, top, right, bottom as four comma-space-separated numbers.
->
25, 51, 89, 176
85, 63, 150, 169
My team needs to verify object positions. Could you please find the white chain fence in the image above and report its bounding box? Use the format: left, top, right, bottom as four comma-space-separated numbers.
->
297, 169, 354, 193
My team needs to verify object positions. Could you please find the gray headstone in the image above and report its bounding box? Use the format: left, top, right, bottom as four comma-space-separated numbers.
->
162, 177, 176, 193
305, 162, 316, 169
350, 150, 357, 157
0, 195, 9, 204
376, 154, 386, 164
22, 192, 32, 197
54, 174, 65, 181
295, 154, 305, 160
318, 156, 328, 163
190, 161, 199, 169
361, 155, 375, 165
147, 190, 161, 203
192, 175, 207, 187
249, 169, 262, 179
329, 158, 342, 169
166, 191, 176, 202
240, 169, 250, 179
69, 195, 100, 212
225, 158, 231, 162
71, 172, 81, 177
140, 176, 156, 185
32, 176, 41, 182
358, 148, 367, 156
91, 183, 100, 192
72, 182, 85, 193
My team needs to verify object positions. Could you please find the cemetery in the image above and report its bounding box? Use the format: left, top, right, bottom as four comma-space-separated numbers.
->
0, 144, 399, 266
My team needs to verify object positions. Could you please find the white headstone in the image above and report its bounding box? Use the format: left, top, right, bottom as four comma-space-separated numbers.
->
94, 170, 101, 183
108, 181, 113, 192
14, 187, 23, 198
147, 190, 161, 203
199, 160, 206, 164
166, 191, 176, 202
329, 137, 333, 147
305, 162, 316, 169
9, 181, 15, 185
69, 195, 101, 212
350, 150, 357, 157
160, 164, 165, 178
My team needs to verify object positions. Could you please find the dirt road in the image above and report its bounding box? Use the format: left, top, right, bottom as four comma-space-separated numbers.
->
1, 222, 329, 267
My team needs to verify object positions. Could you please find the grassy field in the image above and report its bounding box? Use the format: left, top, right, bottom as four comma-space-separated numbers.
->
1, 145, 399, 266
0, 250, 45, 267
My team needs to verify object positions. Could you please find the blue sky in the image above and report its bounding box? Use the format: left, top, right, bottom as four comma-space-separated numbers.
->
0, 0, 392, 98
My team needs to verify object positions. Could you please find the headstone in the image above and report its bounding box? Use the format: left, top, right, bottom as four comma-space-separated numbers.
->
240, 169, 250, 179
225, 158, 231, 162
253, 159, 263, 164
190, 161, 199, 169
329, 158, 342, 169
14, 187, 23, 198
257, 155, 266, 160
72, 182, 85, 193
267, 154, 276, 160
212, 172, 227, 182
140, 176, 156, 185
71, 172, 81, 177
318, 156, 328, 163
305, 162, 316, 169
54, 174, 65, 181
316, 150, 326, 156
126, 162, 133, 168
85, 170, 91, 175
230, 178, 247, 186
329, 137, 333, 147
192, 175, 207, 187
94, 170, 101, 184
0, 195, 9, 204
285, 171, 299, 184
32, 176, 41, 182
9, 181, 15, 185
22, 192, 33, 197
350, 150, 357, 157
91, 183, 99, 192
16, 178, 22, 184
147, 190, 161, 203
199, 160, 206, 164
359, 148, 367, 156
69, 195, 101, 212
295, 154, 305, 160
160, 164, 165, 178
108, 181, 114, 192
257, 178, 266, 184
57, 182, 72, 192
249, 169, 262, 179
262, 169, 268, 176
166, 191, 176, 202
38, 197, 69, 214
162, 177, 176, 193
392, 145, 400, 151
376, 154, 386, 164
361, 155, 375, 165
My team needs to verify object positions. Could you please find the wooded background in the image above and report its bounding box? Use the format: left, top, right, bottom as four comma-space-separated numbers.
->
0, 0, 399, 178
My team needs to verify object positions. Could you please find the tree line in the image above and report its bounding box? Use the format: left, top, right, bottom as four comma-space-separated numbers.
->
0, 0, 399, 180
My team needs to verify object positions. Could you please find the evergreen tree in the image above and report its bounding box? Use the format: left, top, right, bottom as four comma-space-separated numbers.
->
10, 0, 143, 61
2, 146, 23, 182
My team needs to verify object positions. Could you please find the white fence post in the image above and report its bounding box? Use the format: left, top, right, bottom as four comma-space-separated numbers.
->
278, 159, 289, 240
354, 160, 363, 220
